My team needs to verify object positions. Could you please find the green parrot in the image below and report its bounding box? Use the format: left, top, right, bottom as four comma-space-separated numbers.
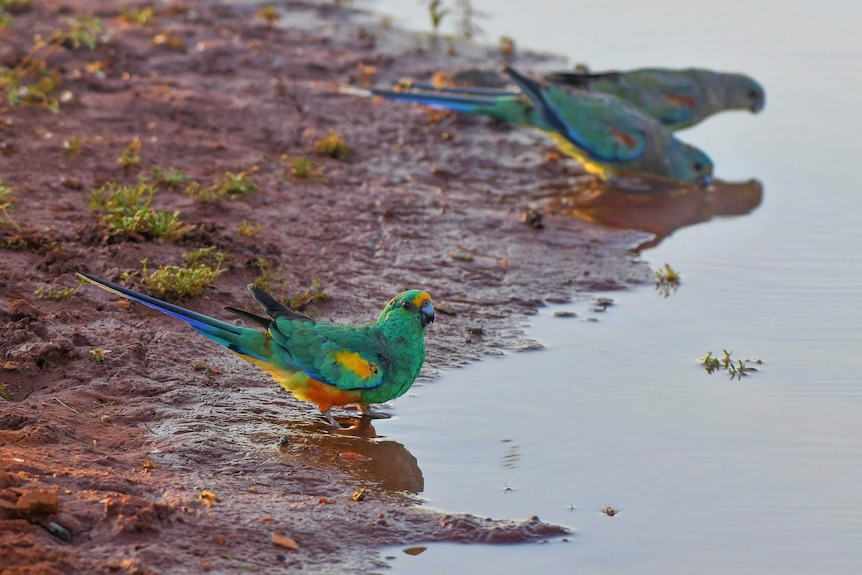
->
346, 77, 712, 184
503, 67, 714, 184
543, 68, 765, 131
76, 272, 434, 427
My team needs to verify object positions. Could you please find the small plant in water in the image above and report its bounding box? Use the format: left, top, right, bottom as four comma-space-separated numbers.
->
313, 130, 354, 161
424, 0, 450, 37
654, 263, 680, 297
700, 349, 763, 380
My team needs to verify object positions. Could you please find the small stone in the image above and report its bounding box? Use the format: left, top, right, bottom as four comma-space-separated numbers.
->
552, 311, 577, 318
48, 521, 71, 541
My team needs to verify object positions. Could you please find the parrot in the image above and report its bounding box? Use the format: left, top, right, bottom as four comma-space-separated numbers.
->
75, 271, 435, 427
503, 67, 714, 184
344, 78, 712, 184
543, 67, 765, 131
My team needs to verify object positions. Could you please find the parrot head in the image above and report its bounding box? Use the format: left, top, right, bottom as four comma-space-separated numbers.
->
706, 71, 765, 114
378, 290, 435, 331
733, 74, 765, 113
668, 140, 714, 186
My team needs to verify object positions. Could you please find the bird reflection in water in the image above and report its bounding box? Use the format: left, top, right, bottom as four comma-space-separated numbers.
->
281, 415, 424, 495
545, 176, 763, 251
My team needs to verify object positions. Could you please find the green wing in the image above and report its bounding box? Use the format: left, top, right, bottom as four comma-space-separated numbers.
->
543, 86, 647, 163
269, 319, 384, 390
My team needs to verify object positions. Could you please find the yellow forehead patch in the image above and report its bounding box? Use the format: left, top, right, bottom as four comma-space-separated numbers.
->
412, 292, 432, 308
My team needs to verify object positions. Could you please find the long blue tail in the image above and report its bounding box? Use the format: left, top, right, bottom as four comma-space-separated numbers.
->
369, 86, 506, 114
76, 271, 269, 361
393, 82, 519, 97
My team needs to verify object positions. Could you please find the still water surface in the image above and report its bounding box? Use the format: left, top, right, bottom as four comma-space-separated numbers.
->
354, 1, 862, 572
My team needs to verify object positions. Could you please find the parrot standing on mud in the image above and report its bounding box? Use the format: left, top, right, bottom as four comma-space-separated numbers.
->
76, 272, 434, 427
543, 67, 765, 131
502, 67, 714, 184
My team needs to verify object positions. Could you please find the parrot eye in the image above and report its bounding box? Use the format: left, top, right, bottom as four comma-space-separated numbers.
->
748, 90, 760, 99
400, 300, 412, 310
693, 161, 704, 171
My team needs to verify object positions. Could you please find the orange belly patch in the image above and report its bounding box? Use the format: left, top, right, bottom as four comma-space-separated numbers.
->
233, 351, 362, 412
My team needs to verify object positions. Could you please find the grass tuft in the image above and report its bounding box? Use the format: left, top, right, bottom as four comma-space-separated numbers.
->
0, 14, 101, 111
0, 180, 21, 230
131, 251, 225, 299
237, 220, 263, 237
117, 137, 142, 169
283, 155, 325, 180
89, 181, 193, 241
313, 130, 354, 161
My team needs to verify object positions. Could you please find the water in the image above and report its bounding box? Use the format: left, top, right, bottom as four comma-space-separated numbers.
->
353, 1, 862, 572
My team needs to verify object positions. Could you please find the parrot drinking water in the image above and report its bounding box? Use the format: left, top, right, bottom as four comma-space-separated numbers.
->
349, 73, 712, 184
76, 272, 434, 427
503, 67, 714, 184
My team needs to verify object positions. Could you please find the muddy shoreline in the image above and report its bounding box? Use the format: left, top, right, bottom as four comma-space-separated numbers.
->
1, 2, 651, 573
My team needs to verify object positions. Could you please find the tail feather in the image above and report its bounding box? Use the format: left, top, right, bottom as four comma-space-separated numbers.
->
369, 87, 503, 113
76, 271, 270, 361
398, 82, 519, 97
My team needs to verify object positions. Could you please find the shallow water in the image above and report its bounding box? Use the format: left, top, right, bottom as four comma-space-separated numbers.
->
354, 0, 862, 572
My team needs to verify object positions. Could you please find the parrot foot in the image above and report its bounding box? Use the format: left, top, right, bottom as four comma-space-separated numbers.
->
358, 404, 391, 420
320, 410, 343, 429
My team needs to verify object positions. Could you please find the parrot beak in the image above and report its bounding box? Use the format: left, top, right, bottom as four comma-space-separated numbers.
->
420, 300, 435, 327
696, 173, 713, 188
749, 91, 765, 113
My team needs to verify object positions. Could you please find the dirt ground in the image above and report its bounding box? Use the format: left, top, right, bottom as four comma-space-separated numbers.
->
0, 1, 660, 573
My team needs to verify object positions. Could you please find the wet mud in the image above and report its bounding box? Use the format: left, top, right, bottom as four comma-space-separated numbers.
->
0, 1, 703, 572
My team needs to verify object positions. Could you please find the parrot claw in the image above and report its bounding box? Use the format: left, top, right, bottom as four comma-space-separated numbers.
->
358, 404, 390, 420
320, 410, 343, 429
